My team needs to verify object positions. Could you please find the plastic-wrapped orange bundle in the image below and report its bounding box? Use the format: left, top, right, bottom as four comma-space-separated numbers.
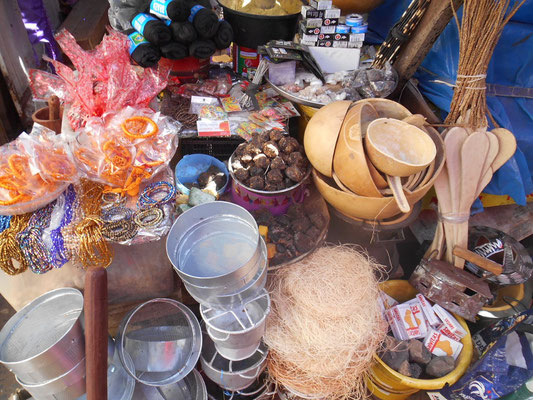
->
72, 107, 180, 196
0, 126, 77, 213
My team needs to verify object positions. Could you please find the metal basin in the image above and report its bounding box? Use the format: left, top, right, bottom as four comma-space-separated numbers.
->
167, 202, 261, 290
0, 288, 84, 383
201, 334, 268, 392
182, 238, 268, 309
117, 299, 202, 387
132, 369, 207, 400
202, 290, 270, 361
17, 357, 86, 400
124, 326, 192, 372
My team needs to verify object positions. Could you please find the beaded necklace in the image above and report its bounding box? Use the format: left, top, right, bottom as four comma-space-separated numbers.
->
17, 202, 56, 274
75, 180, 113, 269
0, 214, 31, 275
0, 216, 11, 233
50, 185, 77, 268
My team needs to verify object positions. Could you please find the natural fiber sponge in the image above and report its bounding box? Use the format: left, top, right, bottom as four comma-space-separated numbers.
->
265, 245, 387, 400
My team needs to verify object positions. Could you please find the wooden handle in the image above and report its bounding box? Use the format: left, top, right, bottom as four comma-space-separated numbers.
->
48, 95, 60, 120
452, 246, 503, 276
85, 267, 108, 400
386, 175, 411, 213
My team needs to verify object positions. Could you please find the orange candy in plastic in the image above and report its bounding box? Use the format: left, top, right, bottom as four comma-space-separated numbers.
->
121, 116, 158, 140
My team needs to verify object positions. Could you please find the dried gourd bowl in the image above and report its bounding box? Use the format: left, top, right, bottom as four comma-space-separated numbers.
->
306, 99, 444, 221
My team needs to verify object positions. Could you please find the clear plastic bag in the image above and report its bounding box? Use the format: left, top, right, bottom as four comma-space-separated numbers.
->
29, 29, 169, 130
0, 125, 75, 215
100, 167, 177, 246
72, 107, 180, 195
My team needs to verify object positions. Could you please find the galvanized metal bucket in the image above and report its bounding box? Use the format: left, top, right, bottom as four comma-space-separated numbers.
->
0, 288, 84, 383
182, 238, 268, 309
17, 357, 86, 400
167, 202, 261, 292
201, 290, 270, 361
201, 334, 268, 392
132, 369, 207, 400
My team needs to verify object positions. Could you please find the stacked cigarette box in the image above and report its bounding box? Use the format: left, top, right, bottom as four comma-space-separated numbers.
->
299, 2, 366, 49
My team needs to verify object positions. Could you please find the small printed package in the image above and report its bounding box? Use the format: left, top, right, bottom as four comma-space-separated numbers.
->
309, 0, 333, 10
416, 294, 441, 327
301, 5, 324, 18
378, 291, 399, 314
301, 18, 323, 28
437, 324, 462, 342
433, 304, 468, 339
424, 327, 464, 360
385, 308, 407, 340
393, 302, 427, 339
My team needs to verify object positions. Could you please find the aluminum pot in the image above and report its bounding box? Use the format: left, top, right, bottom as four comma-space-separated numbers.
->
201, 334, 268, 392
181, 238, 268, 309
132, 369, 207, 400
201, 290, 270, 361
0, 288, 84, 383
17, 357, 86, 400
167, 202, 261, 291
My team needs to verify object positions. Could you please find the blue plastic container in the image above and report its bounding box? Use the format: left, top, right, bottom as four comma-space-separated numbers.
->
175, 154, 229, 196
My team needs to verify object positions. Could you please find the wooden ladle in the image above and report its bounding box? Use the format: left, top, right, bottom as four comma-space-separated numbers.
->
365, 118, 436, 213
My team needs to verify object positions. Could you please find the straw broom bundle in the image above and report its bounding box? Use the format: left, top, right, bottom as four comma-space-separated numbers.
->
428, 0, 523, 266
445, 0, 525, 129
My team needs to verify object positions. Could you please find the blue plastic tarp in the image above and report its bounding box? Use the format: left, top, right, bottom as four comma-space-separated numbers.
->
368, 0, 533, 206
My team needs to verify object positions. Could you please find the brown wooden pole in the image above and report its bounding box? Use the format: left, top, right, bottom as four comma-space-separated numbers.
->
85, 267, 108, 400
392, 0, 464, 96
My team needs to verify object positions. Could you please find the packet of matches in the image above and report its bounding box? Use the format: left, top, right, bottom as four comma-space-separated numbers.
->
424, 327, 463, 360
433, 304, 467, 339
385, 308, 407, 340
392, 302, 427, 340
437, 324, 462, 342
416, 294, 441, 327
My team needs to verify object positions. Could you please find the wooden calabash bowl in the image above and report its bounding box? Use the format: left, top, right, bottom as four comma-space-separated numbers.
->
304, 100, 352, 178
333, 102, 383, 197
313, 125, 445, 221
366, 118, 436, 177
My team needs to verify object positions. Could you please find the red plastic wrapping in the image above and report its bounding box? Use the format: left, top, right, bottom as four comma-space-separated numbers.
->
29, 29, 169, 129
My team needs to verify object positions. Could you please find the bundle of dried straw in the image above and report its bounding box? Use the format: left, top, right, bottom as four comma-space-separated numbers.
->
445, 0, 525, 129
265, 245, 387, 400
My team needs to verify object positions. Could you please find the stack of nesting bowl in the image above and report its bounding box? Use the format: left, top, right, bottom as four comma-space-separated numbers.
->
166, 202, 270, 392
304, 99, 445, 223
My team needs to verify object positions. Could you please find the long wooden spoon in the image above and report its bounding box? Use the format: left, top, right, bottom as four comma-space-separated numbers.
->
491, 128, 517, 172
455, 130, 490, 268
442, 127, 468, 264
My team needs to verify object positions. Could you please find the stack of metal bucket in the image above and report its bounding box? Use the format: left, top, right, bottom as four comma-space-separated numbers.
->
0, 288, 136, 400
167, 202, 271, 392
